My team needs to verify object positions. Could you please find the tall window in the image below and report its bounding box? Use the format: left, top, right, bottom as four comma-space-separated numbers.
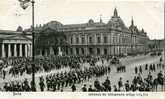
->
81, 48, 84, 55
81, 37, 85, 44
76, 37, 79, 44
104, 48, 108, 55
97, 48, 100, 55
70, 37, 73, 44
76, 48, 79, 55
89, 36, 93, 43
104, 36, 108, 43
70, 48, 73, 54
97, 36, 101, 43
89, 48, 93, 54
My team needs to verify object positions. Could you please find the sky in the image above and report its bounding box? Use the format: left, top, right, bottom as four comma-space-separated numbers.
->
0, 0, 164, 40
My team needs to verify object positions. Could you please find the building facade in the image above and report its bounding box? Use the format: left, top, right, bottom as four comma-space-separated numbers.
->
36, 8, 149, 56
0, 8, 150, 58
0, 30, 32, 58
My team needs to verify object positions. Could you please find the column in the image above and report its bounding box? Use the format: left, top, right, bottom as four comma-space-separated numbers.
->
2, 43, 5, 57
8, 44, 11, 57
25, 44, 28, 57
14, 44, 17, 57
28, 44, 32, 57
30, 44, 32, 57
39, 49, 42, 56
44, 49, 46, 56
49, 46, 54, 55
29, 44, 32, 57
19, 44, 22, 57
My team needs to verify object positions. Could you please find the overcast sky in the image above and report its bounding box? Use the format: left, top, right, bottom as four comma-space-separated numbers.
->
0, 0, 164, 40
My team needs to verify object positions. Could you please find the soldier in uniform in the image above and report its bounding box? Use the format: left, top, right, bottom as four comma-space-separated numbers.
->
82, 84, 87, 92
102, 77, 111, 91
71, 83, 76, 92
94, 79, 101, 91
113, 85, 118, 92
39, 76, 45, 92
52, 78, 57, 91
23, 79, 30, 91
118, 77, 123, 91
139, 66, 142, 74
3, 82, 9, 91
135, 66, 138, 74
145, 64, 148, 70
88, 85, 94, 92
125, 80, 130, 91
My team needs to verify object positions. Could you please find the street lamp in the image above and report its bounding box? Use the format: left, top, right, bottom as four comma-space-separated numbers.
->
18, 0, 36, 91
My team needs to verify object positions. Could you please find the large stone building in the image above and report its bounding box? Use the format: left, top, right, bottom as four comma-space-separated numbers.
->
0, 8, 150, 58
0, 29, 32, 58
36, 8, 149, 56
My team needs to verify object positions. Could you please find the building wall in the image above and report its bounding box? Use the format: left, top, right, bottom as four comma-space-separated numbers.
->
64, 28, 148, 56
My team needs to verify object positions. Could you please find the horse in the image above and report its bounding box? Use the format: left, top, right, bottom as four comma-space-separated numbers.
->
153, 77, 163, 91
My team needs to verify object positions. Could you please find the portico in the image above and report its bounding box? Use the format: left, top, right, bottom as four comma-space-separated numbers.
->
0, 33, 32, 58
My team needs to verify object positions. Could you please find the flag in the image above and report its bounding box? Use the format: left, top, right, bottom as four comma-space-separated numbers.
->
18, 0, 31, 10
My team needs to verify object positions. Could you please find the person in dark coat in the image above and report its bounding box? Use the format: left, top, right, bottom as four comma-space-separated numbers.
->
145, 64, 148, 70
39, 79, 45, 92
125, 80, 130, 92
135, 66, 138, 74
88, 85, 94, 92
82, 84, 87, 92
139, 66, 142, 74
118, 77, 123, 90
71, 83, 76, 92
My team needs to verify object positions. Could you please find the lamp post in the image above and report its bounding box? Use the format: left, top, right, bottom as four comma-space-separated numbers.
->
18, 0, 36, 91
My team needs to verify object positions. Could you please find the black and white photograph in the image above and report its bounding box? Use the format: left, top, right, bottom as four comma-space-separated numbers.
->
0, 0, 164, 93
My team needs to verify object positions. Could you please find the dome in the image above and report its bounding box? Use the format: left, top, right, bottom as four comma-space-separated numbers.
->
47, 21, 63, 26
88, 19, 94, 24
107, 17, 126, 28
45, 21, 63, 29
16, 26, 23, 32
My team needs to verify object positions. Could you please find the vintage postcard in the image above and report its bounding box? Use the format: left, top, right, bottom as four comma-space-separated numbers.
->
0, 0, 164, 99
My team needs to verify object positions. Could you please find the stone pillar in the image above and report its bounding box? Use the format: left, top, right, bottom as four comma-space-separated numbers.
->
8, 44, 11, 57
58, 47, 62, 56
49, 47, 54, 55
45, 49, 48, 56
25, 44, 28, 57
100, 34, 103, 44
2, 44, 5, 57
14, 44, 17, 57
29, 44, 32, 57
39, 49, 42, 56
19, 44, 22, 57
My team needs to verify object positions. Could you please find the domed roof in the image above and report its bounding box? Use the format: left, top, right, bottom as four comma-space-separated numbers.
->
42, 21, 63, 30
46, 21, 63, 28
107, 8, 127, 30
88, 19, 94, 24
16, 26, 23, 32
107, 17, 127, 30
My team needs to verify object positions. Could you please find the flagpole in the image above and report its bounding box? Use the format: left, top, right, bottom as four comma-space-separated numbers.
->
31, 0, 36, 91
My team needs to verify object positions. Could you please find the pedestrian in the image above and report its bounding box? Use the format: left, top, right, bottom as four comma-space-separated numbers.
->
125, 80, 130, 92
118, 77, 123, 91
82, 84, 87, 92
39, 78, 45, 92
71, 83, 76, 92
88, 85, 94, 92
113, 85, 118, 92
145, 64, 148, 70
139, 66, 142, 74
135, 66, 138, 74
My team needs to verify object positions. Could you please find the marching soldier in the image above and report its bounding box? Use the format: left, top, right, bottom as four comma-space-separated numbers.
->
82, 84, 87, 92
39, 76, 45, 92
71, 83, 76, 92
135, 66, 138, 74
